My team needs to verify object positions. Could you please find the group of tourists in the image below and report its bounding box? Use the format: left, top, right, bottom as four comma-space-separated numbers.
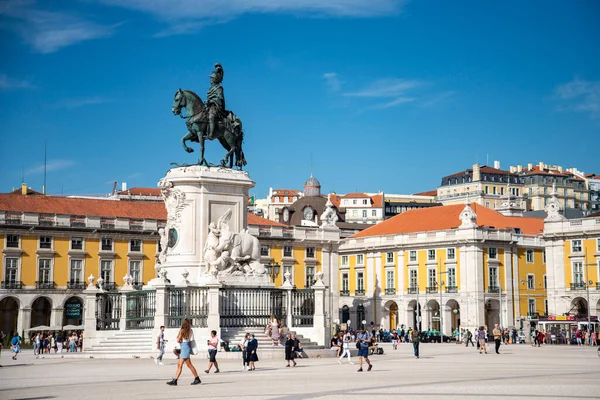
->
31, 331, 82, 355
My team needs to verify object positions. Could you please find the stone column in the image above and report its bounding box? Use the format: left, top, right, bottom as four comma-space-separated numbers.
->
18, 307, 31, 341
83, 286, 98, 350
152, 281, 173, 331
281, 274, 294, 329
119, 286, 135, 331
206, 282, 221, 336
51, 307, 64, 328
312, 278, 326, 346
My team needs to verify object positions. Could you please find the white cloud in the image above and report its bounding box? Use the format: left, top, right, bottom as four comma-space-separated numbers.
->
50, 97, 110, 109
368, 96, 415, 109
96, 0, 405, 35
323, 72, 341, 92
553, 78, 600, 118
344, 78, 427, 97
0, 2, 118, 53
420, 91, 457, 107
0, 73, 34, 90
25, 159, 77, 175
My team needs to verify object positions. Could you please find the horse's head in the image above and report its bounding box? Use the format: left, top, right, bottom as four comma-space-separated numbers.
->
172, 88, 186, 115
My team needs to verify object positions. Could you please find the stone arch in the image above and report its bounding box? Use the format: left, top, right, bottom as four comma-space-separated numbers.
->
356, 304, 366, 329
485, 299, 500, 328
570, 297, 587, 316
63, 296, 84, 327
31, 296, 52, 328
384, 300, 399, 331
446, 299, 461, 332
0, 296, 19, 335
426, 299, 440, 331
341, 305, 350, 326
406, 299, 422, 331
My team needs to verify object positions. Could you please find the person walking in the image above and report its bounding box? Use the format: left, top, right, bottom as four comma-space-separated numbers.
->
338, 331, 354, 364
355, 327, 373, 372
56, 335, 64, 353
284, 334, 297, 367
33, 332, 41, 356
591, 331, 597, 346
155, 325, 167, 366
493, 324, 502, 354
412, 328, 420, 359
239, 333, 250, 371
247, 334, 259, 371
477, 326, 487, 354
270, 317, 281, 346
465, 329, 475, 347
166, 319, 201, 386
10, 333, 21, 361
205, 330, 220, 374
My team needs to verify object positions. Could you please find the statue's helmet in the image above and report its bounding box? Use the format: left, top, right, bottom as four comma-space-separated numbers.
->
210, 63, 224, 84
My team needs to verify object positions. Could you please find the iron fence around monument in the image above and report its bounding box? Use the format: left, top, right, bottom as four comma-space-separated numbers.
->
167, 288, 209, 328
96, 292, 122, 331
219, 287, 287, 328
291, 289, 314, 327
125, 290, 156, 330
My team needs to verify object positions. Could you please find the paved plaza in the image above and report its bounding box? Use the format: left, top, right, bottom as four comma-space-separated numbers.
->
1, 343, 598, 400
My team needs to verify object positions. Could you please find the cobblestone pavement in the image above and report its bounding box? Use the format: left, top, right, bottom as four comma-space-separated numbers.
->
1, 343, 598, 400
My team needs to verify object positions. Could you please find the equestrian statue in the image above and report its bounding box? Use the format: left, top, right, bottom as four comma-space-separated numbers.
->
172, 63, 247, 169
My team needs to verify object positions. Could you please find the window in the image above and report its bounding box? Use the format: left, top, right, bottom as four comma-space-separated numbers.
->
428, 269, 436, 288
489, 267, 498, 288
7, 235, 19, 248
427, 249, 435, 261
352, 199, 357, 205
386, 252, 394, 264
38, 258, 51, 283
485, 202, 490, 208
306, 247, 315, 258
305, 266, 315, 288
527, 274, 534, 290
528, 299, 536, 316
341, 273, 349, 292
341, 255, 348, 266
386, 270, 394, 289
597, 239, 600, 252
488, 248, 497, 259
283, 246, 293, 257
543, 250, 546, 264
544, 299, 548, 316
447, 248, 455, 260
362, 210, 367, 218
543, 275, 547, 289
356, 271, 364, 293
130, 239, 142, 252
409, 269, 418, 289
573, 262, 583, 284
283, 265, 293, 284
363, 199, 368, 205
356, 254, 364, 265
70, 259, 83, 283
260, 245, 270, 257
39, 236, 52, 249
71, 237, 83, 250
571, 240, 582, 253
526, 249, 534, 263
409, 251, 417, 262
129, 260, 141, 283
371, 210, 376, 217
100, 260, 113, 283
493, 187, 496, 195
485, 186, 488, 194
4, 258, 18, 283
447, 267, 456, 288
101, 238, 113, 251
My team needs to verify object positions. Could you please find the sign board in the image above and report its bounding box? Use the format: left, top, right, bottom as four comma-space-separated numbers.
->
65, 302, 81, 319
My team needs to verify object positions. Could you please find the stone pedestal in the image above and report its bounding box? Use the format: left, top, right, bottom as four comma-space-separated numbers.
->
159, 166, 255, 285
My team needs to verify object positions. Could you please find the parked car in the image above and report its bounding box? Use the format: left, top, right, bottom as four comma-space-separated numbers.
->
419, 330, 452, 343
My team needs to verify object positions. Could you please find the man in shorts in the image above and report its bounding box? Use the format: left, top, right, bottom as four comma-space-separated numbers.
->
355, 327, 373, 372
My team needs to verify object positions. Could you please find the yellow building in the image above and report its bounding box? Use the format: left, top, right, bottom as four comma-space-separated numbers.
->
0, 187, 340, 336
338, 201, 546, 335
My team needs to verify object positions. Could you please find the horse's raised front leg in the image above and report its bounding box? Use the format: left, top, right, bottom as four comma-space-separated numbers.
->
182, 131, 194, 153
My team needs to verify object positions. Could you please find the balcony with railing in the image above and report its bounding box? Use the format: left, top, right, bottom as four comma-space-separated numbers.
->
36, 281, 57, 289
1, 281, 23, 289
426, 286, 438, 294
340, 290, 350, 296
445, 285, 458, 293
355, 289, 365, 296
67, 281, 86, 289
597, 282, 600, 290
407, 287, 418, 294
98, 281, 117, 291
385, 288, 396, 295
132, 281, 144, 290
487, 286, 500, 293
570, 282, 587, 290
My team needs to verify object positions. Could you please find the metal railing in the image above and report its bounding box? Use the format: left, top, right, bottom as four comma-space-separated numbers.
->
291, 289, 314, 327
487, 286, 500, 293
220, 287, 286, 328
426, 286, 438, 294
67, 281, 86, 289
98, 281, 117, 291
445, 286, 458, 293
385, 288, 396, 295
168, 288, 209, 328
340, 290, 350, 296
597, 282, 600, 290
96, 292, 122, 331
407, 287, 418, 294
125, 290, 156, 330
1, 281, 23, 289
355, 289, 365, 296
36, 281, 57, 289
570, 282, 586, 290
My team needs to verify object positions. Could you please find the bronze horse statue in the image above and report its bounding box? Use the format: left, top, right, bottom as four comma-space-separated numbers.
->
172, 89, 246, 169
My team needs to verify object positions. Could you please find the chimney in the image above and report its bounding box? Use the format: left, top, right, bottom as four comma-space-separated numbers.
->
510, 166, 516, 173
494, 160, 500, 170
121, 182, 127, 192
539, 161, 544, 170
21, 183, 27, 195
558, 165, 563, 173
473, 164, 481, 181
517, 165, 523, 173
528, 163, 533, 170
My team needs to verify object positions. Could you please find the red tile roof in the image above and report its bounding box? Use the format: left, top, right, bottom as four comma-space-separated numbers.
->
413, 190, 437, 196
342, 192, 370, 199
0, 194, 284, 228
117, 187, 162, 196
352, 203, 543, 238
371, 194, 383, 208
585, 173, 600, 179
445, 166, 513, 178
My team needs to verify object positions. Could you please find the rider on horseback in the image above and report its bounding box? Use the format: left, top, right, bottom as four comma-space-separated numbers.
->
206, 63, 226, 140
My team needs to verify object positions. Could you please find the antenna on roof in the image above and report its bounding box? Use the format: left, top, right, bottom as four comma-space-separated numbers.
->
43, 139, 47, 195
21, 168, 24, 184
486, 154, 489, 166
309, 152, 313, 176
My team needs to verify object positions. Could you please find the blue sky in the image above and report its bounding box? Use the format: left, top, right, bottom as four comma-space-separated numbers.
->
1, 0, 599, 198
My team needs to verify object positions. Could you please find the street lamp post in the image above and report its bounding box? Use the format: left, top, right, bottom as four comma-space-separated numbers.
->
265, 261, 280, 284
438, 267, 448, 342
584, 250, 595, 339
520, 279, 530, 340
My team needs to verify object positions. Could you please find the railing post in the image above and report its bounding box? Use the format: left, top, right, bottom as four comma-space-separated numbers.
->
206, 282, 221, 336
152, 281, 172, 332
281, 273, 294, 329
312, 276, 326, 346
83, 282, 99, 351
119, 285, 135, 331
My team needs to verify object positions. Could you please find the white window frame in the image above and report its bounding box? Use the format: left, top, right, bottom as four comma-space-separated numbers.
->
101, 238, 113, 252
70, 237, 84, 251
341, 255, 349, 266
447, 267, 456, 288
6, 234, 20, 248
39, 236, 53, 250
4, 257, 20, 284
386, 269, 394, 290
527, 274, 535, 290
356, 271, 364, 293
371, 209, 377, 217
543, 274, 547, 289
427, 249, 436, 261
488, 247, 497, 260
597, 238, 600, 252
100, 259, 114, 283
362, 210, 367, 218
489, 266, 499, 288
260, 244, 270, 257
409, 250, 417, 263
571, 239, 582, 253
447, 248, 455, 260
409, 269, 418, 289
356, 254, 364, 265
129, 260, 142, 284
306, 247, 316, 258
572, 261, 583, 284
129, 239, 142, 253
386, 252, 394, 264
37, 258, 53, 283
427, 268, 436, 288
362, 199, 368, 205
305, 265, 315, 288
69, 259, 84, 283
542, 250, 546, 264
528, 299, 536, 316
283, 246, 293, 258
341, 272, 349, 292
526, 249, 534, 264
